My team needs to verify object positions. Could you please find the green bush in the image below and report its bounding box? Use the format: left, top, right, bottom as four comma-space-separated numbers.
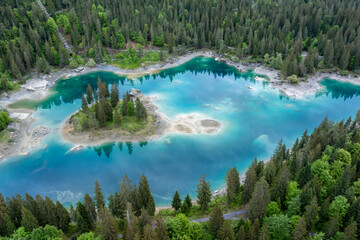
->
69, 60, 79, 69
288, 75, 298, 84
87, 58, 96, 67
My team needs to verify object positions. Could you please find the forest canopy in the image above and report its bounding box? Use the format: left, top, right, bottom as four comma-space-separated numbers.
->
1, 0, 360, 84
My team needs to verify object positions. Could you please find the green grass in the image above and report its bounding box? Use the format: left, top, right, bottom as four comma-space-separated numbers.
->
111, 50, 164, 69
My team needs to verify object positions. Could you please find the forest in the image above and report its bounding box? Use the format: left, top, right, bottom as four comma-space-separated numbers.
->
1, 110, 360, 239
1, 0, 360, 90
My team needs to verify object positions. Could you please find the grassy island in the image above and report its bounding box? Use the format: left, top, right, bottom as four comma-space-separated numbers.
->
64, 78, 159, 144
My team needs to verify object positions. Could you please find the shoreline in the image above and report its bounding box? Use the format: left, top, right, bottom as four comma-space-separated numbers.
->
1, 50, 359, 160
61, 89, 222, 147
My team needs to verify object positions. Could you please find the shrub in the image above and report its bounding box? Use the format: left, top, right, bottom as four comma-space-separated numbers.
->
69, 59, 79, 69
288, 75, 298, 84
87, 58, 96, 67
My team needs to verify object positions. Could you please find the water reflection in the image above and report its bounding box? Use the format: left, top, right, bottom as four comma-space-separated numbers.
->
317, 79, 360, 100
10, 57, 269, 110
91, 141, 147, 157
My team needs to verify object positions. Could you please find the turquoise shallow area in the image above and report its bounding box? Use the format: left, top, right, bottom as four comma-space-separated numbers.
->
1, 57, 360, 206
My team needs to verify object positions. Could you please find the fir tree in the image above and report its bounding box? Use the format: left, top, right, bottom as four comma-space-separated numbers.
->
196, 174, 211, 213
248, 177, 270, 222
122, 98, 128, 117
172, 191, 182, 212
110, 83, 119, 108
226, 166, 240, 205
81, 94, 88, 111
83, 194, 97, 226
86, 84, 94, 104
94, 180, 105, 211
242, 166, 257, 204
155, 218, 168, 240
208, 204, 224, 239
21, 207, 38, 232
138, 175, 156, 216
98, 207, 118, 240
291, 217, 307, 240
218, 221, 235, 240
75, 201, 92, 233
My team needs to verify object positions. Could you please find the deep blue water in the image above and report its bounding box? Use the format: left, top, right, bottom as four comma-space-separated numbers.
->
1, 57, 360, 206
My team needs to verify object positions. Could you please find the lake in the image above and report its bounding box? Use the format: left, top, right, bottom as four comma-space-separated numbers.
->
1, 57, 360, 206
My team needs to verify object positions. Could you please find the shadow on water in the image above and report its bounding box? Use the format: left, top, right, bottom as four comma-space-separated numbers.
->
317, 79, 360, 100
9, 57, 267, 110
92, 141, 147, 158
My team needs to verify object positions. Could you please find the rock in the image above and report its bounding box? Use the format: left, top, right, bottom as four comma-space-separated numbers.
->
32, 126, 51, 137
129, 88, 143, 98
10, 112, 30, 120
2, 92, 9, 99
74, 67, 85, 73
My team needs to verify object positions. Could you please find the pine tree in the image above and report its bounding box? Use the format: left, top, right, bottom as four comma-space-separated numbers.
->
155, 218, 168, 240
208, 204, 224, 238
304, 197, 319, 231
55, 201, 71, 232
172, 191, 182, 212
258, 222, 270, 240
218, 221, 234, 240
242, 166, 257, 204
226, 167, 240, 205
325, 213, 339, 239
81, 94, 88, 111
86, 84, 94, 104
94, 180, 105, 211
98, 207, 118, 240
114, 108, 121, 126
122, 98, 128, 117
139, 208, 152, 235
83, 194, 97, 226
344, 221, 357, 240
97, 100, 106, 127
143, 223, 158, 240
292, 217, 307, 240
110, 83, 119, 108
196, 174, 211, 213
21, 206, 39, 232
248, 177, 270, 222
75, 201, 92, 233
181, 194, 192, 215
138, 175, 156, 216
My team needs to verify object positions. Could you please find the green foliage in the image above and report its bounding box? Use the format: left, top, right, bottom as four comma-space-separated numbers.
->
265, 214, 290, 240
87, 58, 96, 67
329, 195, 349, 226
266, 201, 281, 216
196, 174, 211, 213
165, 214, 205, 240
172, 191, 182, 212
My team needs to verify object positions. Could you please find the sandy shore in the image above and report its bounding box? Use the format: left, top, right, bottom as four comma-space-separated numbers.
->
61, 89, 221, 147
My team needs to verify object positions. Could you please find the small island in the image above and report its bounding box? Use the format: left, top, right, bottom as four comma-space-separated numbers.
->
62, 78, 221, 145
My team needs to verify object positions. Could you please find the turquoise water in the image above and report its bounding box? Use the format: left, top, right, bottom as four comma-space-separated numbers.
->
1, 57, 360, 206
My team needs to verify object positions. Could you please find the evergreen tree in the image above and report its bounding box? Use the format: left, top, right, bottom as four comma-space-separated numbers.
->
98, 207, 118, 240
110, 83, 119, 108
75, 201, 92, 233
83, 194, 97, 226
86, 84, 94, 104
143, 223, 158, 240
242, 165, 257, 203
304, 197, 319, 231
171, 191, 182, 212
181, 194, 192, 215
196, 174, 211, 213
155, 218, 168, 240
248, 177, 270, 222
21, 207, 39, 232
122, 98, 128, 117
94, 180, 105, 211
226, 166, 240, 205
138, 175, 156, 216
81, 94, 88, 111
344, 221, 358, 240
218, 221, 234, 240
208, 204, 224, 239
292, 217, 307, 240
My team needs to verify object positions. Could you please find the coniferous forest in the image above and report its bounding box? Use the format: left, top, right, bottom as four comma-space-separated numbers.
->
2, 0, 360, 239
1, 111, 360, 239
1, 0, 360, 90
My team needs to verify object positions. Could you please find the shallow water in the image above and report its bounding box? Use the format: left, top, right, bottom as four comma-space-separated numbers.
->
1, 57, 360, 206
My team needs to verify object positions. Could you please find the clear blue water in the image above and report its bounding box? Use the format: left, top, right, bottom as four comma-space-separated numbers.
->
1, 57, 360, 206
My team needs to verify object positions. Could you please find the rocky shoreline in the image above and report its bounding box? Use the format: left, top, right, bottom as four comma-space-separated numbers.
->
1, 50, 360, 160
